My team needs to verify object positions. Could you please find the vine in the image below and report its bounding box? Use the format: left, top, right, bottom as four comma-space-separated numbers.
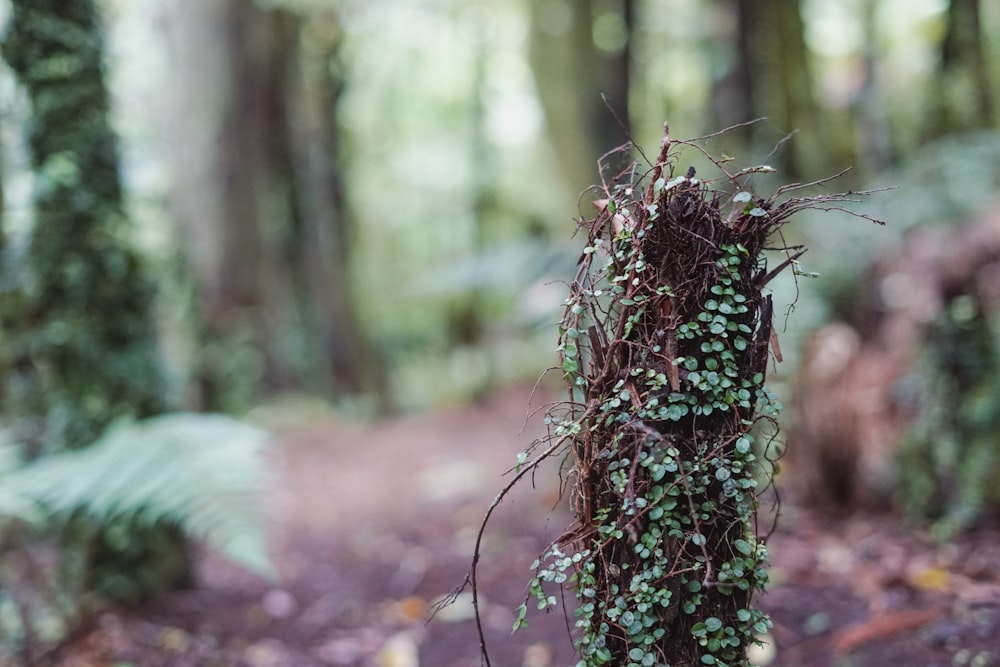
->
444, 122, 882, 667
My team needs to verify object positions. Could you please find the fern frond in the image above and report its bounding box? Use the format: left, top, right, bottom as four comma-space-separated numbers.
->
0, 414, 274, 577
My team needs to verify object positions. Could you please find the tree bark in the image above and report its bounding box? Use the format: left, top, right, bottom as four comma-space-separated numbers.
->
512, 127, 874, 665
162, 0, 384, 409
529, 0, 633, 198
927, 0, 996, 136
714, 0, 833, 179
0, 0, 190, 604
0, 0, 168, 452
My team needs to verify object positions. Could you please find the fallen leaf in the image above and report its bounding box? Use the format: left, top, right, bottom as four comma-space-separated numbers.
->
522, 642, 552, 667
833, 608, 940, 654
389, 596, 428, 623
375, 632, 419, 667
910, 566, 950, 592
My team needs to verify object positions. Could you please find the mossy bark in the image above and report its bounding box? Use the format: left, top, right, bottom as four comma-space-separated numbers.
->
0, 0, 190, 603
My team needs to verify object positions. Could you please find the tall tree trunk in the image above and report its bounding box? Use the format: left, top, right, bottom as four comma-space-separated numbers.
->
927, 0, 996, 136
0, 0, 190, 603
714, 0, 831, 179
0, 0, 168, 453
530, 0, 634, 198
163, 0, 384, 410
285, 11, 388, 400
853, 0, 894, 174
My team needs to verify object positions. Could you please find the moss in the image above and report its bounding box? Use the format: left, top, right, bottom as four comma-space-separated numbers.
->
0, 0, 188, 608
0, 0, 167, 455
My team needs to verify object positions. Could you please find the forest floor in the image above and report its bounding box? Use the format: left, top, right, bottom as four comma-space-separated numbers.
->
53, 385, 1000, 667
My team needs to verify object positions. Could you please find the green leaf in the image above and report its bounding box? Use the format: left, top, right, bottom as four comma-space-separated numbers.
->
733, 191, 752, 203
665, 404, 688, 421
705, 617, 723, 632
0, 414, 274, 577
513, 603, 529, 631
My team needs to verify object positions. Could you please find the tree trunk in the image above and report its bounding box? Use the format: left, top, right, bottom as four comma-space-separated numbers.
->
0, 0, 169, 453
529, 0, 633, 198
714, 0, 835, 180
0, 0, 190, 603
285, 11, 388, 400
927, 0, 996, 136
162, 0, 385, 410
512, 127, 877, 665
788, 207, 1000, 534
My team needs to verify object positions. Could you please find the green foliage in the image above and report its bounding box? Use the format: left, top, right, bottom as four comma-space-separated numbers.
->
898, 295, 1000, 539
527, 244, 778, 666
0, 413, 274, 577
0, 0, 169, 455
0, 0, 195, 623
0, 413, 273, 658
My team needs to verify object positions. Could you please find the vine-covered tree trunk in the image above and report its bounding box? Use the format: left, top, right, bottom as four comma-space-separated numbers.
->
507, 125, 878, 666
0, 0, 190, 602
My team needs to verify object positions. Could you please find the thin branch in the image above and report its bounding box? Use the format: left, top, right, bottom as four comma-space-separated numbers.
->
687, 117, 769, 142
430, 433, 573, 666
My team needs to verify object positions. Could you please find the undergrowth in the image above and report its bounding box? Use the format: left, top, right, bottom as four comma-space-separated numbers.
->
0, 414, 273, 664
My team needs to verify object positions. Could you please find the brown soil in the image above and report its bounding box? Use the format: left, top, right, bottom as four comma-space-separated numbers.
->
49, 386, 1000, 667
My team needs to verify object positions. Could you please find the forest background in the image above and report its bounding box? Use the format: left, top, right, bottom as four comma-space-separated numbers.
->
1, 0, 1000, 665
4, 0, 999, 411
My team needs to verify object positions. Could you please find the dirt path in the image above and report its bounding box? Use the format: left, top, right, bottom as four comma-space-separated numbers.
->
55, 386, 1000, 667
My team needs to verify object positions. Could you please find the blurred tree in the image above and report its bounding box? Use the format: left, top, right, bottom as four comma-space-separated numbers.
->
711, 0, 834, 180
852, 0, 895, 174
0, 131, 5, 238
162, 0, 385, 410
529, 0, 634, 197
927, 0, 996, 137
0, 0, 190, 601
